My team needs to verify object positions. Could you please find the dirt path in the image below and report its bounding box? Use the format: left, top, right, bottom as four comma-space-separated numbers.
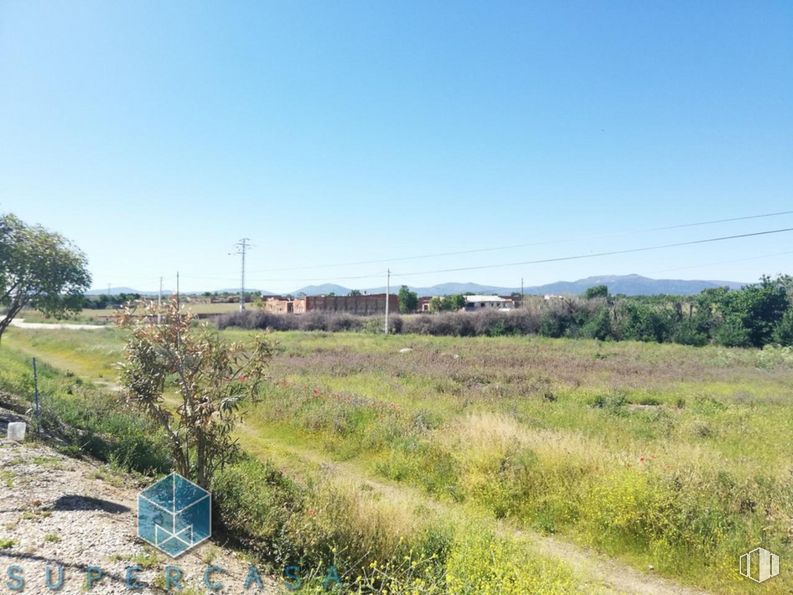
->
13, 340, 711, 594
238, 425, 710, 595
10, 319, 107, 330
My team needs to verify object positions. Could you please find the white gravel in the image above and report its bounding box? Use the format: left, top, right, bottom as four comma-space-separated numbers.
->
0, 436, 279, 594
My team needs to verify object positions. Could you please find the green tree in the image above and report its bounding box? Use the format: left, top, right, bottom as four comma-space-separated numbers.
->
443, 293, 465, 311
617, 302, 670, 343
118, 301, 272, 488
0, 213, 91, 341
430, 294, 465, 312
584, 285, 609, 299
772, 308, 793, 346
580, 307, 612, 340
348, 289, 362, 296
398, 285, 418, 313
717, 276, 790, 347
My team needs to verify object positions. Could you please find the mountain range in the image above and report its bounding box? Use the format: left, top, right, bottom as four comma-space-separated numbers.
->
90, 275, 745, 298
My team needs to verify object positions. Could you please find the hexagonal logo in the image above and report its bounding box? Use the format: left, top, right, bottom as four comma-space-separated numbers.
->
137, 472, 211, 558
739, 547, 779, 584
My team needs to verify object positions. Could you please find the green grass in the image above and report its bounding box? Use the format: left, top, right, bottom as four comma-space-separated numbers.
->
239, 331, 793, 593
0, 538, 15, 549
6, 327, 793, 592
0, 340, 171, 475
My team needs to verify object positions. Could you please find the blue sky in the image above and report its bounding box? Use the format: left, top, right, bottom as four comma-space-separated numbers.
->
1, 1, 792, 293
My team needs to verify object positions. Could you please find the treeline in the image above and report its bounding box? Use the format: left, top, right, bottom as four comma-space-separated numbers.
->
81, 293, 142, 309
217, 276, 793, 348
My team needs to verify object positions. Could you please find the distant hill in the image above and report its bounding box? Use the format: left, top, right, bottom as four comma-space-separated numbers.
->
87, 287, 270, 297
214, 288, 272, 295
86, 287, 143, 296
521, 274, 745, 297
292, 284, 354, 296
363, 282, 511, 296
89, 275, 746, 299
365, 275, 744, 297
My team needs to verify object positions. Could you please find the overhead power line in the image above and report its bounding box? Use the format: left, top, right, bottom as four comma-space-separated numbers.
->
243, 209, 793, 274
390, 227, 793, 278
182, 226, 793, 285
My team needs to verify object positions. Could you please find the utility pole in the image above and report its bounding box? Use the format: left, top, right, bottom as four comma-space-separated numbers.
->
232, 238, 252, 312
176, 271, 180, 310
521, 277, 524, 309
384, 268, 391, 334
157, 276, 163, 325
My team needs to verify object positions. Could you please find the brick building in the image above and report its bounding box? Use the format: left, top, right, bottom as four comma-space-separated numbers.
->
264, 293, 398, 315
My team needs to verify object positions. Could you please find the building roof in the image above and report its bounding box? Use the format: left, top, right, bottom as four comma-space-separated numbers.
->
464, 295, 510, 302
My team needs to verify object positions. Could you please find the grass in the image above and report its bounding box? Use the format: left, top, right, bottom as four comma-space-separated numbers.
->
0, 338, 171, 475
236, 331, 793, 593
129, 548, 160, 569
5, 327, 793, 592
18, 301, 240, 324
0, 470, 14, 488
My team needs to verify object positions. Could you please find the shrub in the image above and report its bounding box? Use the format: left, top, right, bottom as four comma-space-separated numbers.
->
445, 525, 575, 594
579, 307, 612, 340
212, 457, 303, 565
773, 308, 793, 346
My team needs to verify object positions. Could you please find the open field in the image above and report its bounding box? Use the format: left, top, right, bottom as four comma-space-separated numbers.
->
4, 326, 793, 592
18, 301, 242, 324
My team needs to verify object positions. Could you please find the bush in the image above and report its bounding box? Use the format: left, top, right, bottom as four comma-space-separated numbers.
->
714, 318, 751, 348
215, 280, 793, 351
773, 309, 793, 346
212, 457, 303, 565
670, 319, 709, 346
445, 525, 575, 594
216, 310, 299, 331
579, 307, 612, 340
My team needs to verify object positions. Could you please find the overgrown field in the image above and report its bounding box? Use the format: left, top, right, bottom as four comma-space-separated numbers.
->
4, 327, 793, 593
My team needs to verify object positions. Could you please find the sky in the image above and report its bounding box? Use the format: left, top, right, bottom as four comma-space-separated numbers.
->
1, 1, 792, 293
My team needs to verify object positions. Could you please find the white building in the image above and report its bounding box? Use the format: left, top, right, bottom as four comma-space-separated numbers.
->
464, 295, 514, 311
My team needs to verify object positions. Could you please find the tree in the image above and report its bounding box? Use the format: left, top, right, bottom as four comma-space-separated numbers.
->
584, 285, 609, 300
773, 308, 793, 346
429, 294, 465, 312
716, 276, 790, 347
398, 285, 418, 313
446, 294, 466, 310
0, 213, 91, 341
118, 301, 272, 488
348, 289, 362, 296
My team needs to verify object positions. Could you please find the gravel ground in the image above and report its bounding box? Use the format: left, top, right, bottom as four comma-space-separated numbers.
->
0, 429, 280, 594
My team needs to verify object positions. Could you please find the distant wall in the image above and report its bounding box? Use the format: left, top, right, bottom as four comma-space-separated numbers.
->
263, 294, 397, 315
306, 294, 398, 315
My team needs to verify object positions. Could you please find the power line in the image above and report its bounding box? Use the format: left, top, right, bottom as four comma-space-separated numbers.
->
181, 226, 793, 285
243, 209, 793, 274
390, 227, 793, 279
